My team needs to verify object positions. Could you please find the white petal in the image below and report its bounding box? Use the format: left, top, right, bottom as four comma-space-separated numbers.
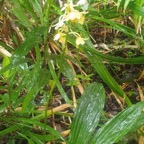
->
54, 20, 64, 29
54, 33, 60, 41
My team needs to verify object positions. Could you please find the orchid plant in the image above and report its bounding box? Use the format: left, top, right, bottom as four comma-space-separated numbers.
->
1, 0, 144, 143
53, 0, 88, 47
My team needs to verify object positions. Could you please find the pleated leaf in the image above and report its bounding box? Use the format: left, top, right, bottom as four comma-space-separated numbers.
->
68, 83, 105, 144
90, 101, 144, 144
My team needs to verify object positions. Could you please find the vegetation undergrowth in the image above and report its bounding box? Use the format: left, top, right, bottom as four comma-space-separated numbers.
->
0, 0, 144, 143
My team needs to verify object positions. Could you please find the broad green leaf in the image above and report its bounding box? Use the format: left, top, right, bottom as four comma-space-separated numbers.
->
68, 83, 105, 144
128, 112, 144, 133
90, 102, 144, 144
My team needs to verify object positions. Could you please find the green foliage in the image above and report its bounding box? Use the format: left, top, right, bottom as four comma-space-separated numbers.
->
0, 0, 144, 143
116, 0, 144, 46
68, 83, 144, 144
2, 56, 10, 79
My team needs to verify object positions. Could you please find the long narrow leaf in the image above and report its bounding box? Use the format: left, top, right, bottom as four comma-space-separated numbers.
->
84, 47, 144, 64
88, 15, 136, 37
68, 25, 132, 106
0, 125, 19, 137
13, 26, 46, 59
48, 61, 71, 104
22, 69, 50, 112
11, 0, 32, 28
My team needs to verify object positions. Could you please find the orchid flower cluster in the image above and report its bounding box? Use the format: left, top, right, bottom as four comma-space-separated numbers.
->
53, 0, 88, 47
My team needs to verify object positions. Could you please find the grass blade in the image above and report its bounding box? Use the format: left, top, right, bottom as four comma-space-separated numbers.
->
0, 125, 19, 137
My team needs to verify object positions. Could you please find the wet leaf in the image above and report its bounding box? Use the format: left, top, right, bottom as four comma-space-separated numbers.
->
68, 83, 105, 144
90, 102, 144, 144
13, 26, 46, 59
22, 69, 50, 112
